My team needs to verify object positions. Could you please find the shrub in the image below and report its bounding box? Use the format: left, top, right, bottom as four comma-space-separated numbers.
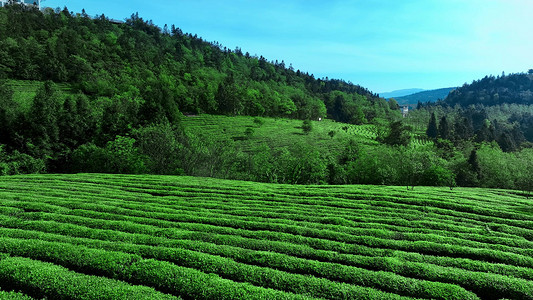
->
253, 117, 264, 126
244, 127, 254, 139
302, 120, 312, 134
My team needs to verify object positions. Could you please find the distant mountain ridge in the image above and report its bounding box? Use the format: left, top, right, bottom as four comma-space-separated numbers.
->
379, 88, 425, 99
394, 87, 456, 105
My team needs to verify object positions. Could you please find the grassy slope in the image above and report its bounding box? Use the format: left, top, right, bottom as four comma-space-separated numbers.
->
183, 114, 378, 154
0, 173, 532, 299
7, 79, 73, 112
183, 114, 431, 155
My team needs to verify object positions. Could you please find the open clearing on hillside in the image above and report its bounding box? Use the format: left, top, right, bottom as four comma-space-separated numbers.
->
0, 174, 532, 299
183, 114, 431, 154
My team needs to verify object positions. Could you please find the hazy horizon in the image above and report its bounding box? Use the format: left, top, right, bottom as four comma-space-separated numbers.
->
44, 0, 533, 93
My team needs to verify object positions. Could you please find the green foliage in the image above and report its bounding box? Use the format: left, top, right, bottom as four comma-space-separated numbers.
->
0, 256, 176, 300
301, 119, 312, 134
0, 4, 394, 123
253, 116, 264, 126
0, 146, 45, 175
381, 121, 412, 146
445, 71, 533, 106
0, 5, 406, 178
1, 5, 532, 192
249, 142, 327, 184
71, 136, 146, 174
426, 112, 438, 139
0, 80, 18, 146
244, 127, 254, 139
438, 115, 451, 140
0, 289, 33, 300
26, 80, 61, 157
133, 122, 185, 175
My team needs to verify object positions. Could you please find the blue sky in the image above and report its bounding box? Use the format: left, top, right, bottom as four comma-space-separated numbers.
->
43, 0, 533, 93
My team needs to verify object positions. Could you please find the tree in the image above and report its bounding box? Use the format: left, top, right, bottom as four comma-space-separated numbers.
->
133, 122, 184, 174
515, 149, 533, 197
27, 81, 61, 157
466, 149, 481, 184
438, 115, 451, 140
382, 121, 411, 146
453, 117, 473, 141
0, 80, 18, 146
58, 94, 94, 148
426, 112, 438, 139
497, 132, 517, 152
216, 74, 243, 115
388, 98, 399, 110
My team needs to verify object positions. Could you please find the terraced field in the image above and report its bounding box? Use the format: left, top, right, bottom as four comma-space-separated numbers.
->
183, 114, 378, 153
6, 79, 73, 112
0, 174, 533, 299
183, 114, 433, 154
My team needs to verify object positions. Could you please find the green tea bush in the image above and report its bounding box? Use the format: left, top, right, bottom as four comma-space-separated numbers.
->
0, 256, 177, 300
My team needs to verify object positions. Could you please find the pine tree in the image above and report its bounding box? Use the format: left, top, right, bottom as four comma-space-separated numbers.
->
426, 112, 438, 139
383, 121, 411, 146
438, 115, 450, 140
468, 149, 481, 180
497, 132, 517, 152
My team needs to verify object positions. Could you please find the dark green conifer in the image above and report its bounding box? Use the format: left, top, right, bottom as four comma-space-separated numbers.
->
426, 112, 438, 139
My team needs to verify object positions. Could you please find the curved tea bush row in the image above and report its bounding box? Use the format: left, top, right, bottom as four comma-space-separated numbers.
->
2, 210, 533, 280
0, 220, 531, 299
0, 236, 477, 300
0, 237, 409, 300
0, 289, 34, 300
17, 197, 533, 256
0, 255, 178, 300
7, 194, 532, 252
12, 208, 533, 269
6, 178, 533, 241
1, 174, 533, 299
4, 225, 533, 284
0, 239, 314, 300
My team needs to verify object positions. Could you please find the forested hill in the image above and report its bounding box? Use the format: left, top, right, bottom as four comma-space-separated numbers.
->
394, 87, 455, 105
444, 71, 533, 107
0, 4, 398, 124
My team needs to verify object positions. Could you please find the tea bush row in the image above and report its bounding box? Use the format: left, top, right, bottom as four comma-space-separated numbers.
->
0, 256, 178, 300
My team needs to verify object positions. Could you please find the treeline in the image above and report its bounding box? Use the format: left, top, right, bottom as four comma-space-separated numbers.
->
419, 106, 532, 153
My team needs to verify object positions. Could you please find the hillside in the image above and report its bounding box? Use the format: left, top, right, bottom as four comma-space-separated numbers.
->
444, 72, 533, 107
0, 174, 532, 299
414, 71, 533, 152
0, 5, 396, 123
2, 4, 533, 191
0, 4, 404, 180
394, 87, 455, 105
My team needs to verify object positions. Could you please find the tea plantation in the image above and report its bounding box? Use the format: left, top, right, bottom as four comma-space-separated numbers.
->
0, 173, 532, 299
182, 114, 431, 154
